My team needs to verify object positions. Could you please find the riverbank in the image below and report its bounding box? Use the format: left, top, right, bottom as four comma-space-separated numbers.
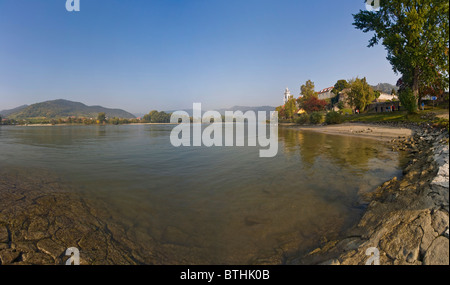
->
282, 122, 414, 141
286, 123, 449, 265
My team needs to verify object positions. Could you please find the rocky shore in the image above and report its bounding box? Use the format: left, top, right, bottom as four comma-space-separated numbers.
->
0, 169, 146, 265
289, 124, 449, 265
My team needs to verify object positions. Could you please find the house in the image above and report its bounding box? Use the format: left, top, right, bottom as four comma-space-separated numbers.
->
317, 87, 335, 100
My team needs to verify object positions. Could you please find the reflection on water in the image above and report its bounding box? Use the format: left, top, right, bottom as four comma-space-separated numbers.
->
0, 125, 406, 264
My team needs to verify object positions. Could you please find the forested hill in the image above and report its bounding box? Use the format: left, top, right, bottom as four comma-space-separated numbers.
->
3, 99, 136, 119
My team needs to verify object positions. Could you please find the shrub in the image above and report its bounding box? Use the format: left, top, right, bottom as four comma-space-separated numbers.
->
309, 112, 324, 125
295, 113, 310, 125
326, 111, 343, 124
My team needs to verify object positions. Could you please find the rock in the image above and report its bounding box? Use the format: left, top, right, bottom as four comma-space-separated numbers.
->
22, 252, 55, 264
0, 249, 21, 264
337, 238, 363, 252
431, 210, 449, 236
379, 219, 422, 262
423, 237, 449, 265
406, 248, 419, 263
319, 259, 340, 265
0, 225, 9, 243
36, 239, 65, 260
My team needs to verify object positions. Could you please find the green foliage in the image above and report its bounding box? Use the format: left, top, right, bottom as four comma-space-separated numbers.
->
374, 90, 381, 99
347, 77, 376, 111
353, 0, 449, 108
337, 101, 345, 110
340, 108, 353, 115
325, 111, 343, 125
332, 80, 349, 96
295, 113, 310, 125
309, 112, 324, 125
142, 110, 171, 123
276, 105, 286, 119
300, 80, 317, 99
97, 112, 106, 123
110, 117, 120, 125
283, 98, 298, 119
398, 87, 418, 113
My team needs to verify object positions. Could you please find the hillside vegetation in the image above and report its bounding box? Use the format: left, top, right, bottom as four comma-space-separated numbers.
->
4, 99, 135, 119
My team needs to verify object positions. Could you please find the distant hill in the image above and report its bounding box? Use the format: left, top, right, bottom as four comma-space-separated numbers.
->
4, 99, 136, 119
0, 105, 28, 117
371, 83, 399, 94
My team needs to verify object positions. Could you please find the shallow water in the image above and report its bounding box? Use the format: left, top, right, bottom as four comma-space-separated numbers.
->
0, 125, 406, 264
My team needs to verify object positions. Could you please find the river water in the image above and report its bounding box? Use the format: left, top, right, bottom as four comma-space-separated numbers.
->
0, 124, 406, 264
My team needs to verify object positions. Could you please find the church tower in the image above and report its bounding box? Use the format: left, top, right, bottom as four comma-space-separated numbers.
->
284, 87, 293, 104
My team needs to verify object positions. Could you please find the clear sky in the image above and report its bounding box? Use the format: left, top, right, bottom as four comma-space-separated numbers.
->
0, 0, 399, 114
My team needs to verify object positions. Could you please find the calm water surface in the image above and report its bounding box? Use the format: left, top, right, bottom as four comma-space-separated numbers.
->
0, 125, 406, 264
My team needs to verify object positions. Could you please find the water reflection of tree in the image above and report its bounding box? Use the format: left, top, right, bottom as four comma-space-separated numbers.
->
279, 128, 384, 170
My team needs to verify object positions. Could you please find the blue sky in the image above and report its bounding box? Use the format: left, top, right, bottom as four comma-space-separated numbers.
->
0, 0, 399, 113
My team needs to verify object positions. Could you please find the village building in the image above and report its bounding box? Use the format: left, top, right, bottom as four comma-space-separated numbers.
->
317, 87, 335, 100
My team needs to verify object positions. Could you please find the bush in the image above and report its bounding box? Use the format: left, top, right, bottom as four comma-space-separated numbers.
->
295, 113, 310, 125
309, 112, 324, 125
398, 87, 417, 113
326, 111, 343, 124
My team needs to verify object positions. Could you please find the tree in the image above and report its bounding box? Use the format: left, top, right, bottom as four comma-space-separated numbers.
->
353, 0, 449, 110
347, 77, 376, 111
332, 80, 350, 96
301, 97, 327, 113
276, 105, 286, 119
398, 87, 417, 112
284, 98, 298, 119
300, 80, 317, 100
331, 79, 350, 107
97, 112, 106, 123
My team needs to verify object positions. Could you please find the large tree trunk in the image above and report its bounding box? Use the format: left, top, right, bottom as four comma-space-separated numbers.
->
413, 67, 420, 111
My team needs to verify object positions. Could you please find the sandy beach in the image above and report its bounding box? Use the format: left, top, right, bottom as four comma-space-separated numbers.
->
285, 123, 414, 141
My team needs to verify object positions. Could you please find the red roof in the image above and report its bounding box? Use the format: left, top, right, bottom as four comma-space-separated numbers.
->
318, 87, 334, 94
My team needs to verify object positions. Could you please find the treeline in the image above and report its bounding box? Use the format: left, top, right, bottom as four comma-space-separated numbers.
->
0, 111, 174, 126
277, 78, 382, 123
142, 110, 171, 123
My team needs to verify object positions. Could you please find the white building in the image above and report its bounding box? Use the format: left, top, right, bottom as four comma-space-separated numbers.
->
284, 87, 293, 104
